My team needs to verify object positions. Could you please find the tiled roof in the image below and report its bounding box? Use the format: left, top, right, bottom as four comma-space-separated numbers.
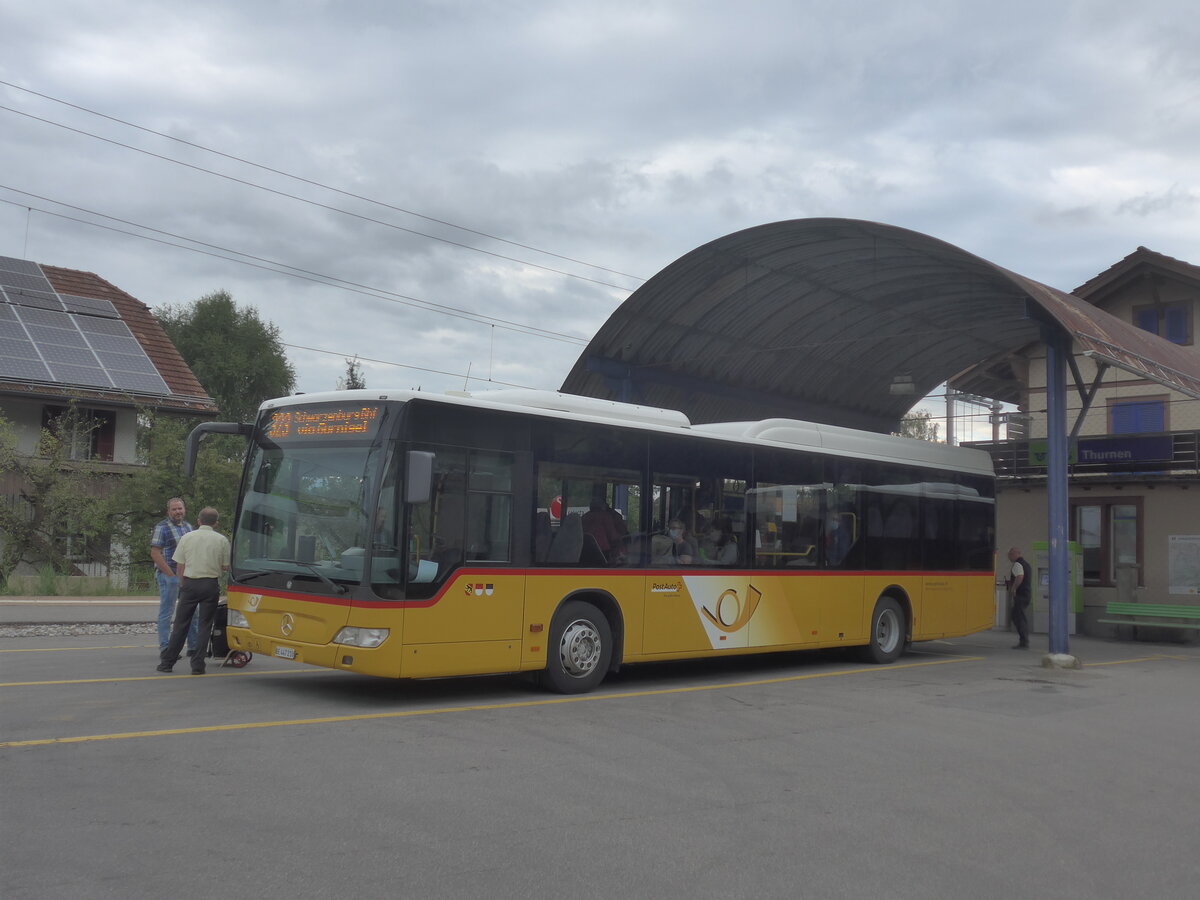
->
1, 262, 217, 415
1073, 246, 1200, 301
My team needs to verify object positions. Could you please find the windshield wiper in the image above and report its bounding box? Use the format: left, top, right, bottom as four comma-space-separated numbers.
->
267, 559, 348, 595
233, 569, 274, 583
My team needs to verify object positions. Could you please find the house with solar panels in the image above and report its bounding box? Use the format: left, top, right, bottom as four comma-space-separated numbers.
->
0, 254, 217, 580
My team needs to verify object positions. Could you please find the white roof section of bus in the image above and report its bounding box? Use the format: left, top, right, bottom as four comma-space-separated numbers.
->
261, 387, 688, 427
692, 418, 994, 476
444, 388, 691, 427
263, 387, 993, 477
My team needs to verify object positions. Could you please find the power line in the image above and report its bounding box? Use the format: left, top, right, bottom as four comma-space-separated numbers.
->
283, 342, 538, 390
0, 191, 590, 345
0, 102, 638, 293
0, 79, 648, 284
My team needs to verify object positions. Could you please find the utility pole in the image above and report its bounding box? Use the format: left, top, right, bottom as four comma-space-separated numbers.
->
945, 388, 956, 446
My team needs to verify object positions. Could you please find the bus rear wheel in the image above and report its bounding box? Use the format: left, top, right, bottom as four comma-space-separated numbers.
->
540, 600, 612, 694
862, 596, 905, 664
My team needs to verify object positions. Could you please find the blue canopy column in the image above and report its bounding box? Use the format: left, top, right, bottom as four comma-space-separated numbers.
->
1044, 327, 1073, 657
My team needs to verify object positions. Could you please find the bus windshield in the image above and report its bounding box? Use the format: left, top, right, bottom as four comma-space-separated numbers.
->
233, 433, 386, 594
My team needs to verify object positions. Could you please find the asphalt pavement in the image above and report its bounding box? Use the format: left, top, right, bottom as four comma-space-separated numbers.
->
3, 602, 1199, 899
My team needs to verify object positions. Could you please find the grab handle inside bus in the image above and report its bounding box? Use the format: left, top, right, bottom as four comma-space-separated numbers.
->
405, 450, 435, 504
183, 422, 254, 476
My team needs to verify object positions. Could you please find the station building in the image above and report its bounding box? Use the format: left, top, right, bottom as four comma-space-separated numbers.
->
563, 220, 1200, 642
957, 247, 1200, 636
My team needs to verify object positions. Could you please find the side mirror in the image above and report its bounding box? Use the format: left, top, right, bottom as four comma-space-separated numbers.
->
405, 451, 434, 504
183, 422, 253, 476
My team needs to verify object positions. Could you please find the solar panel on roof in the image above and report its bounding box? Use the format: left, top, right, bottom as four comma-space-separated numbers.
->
0, 270, 55, 293
28, 327, 89, 350
15, 306, 71, 327
74, 316, 135, 337
0, 357, 53, 381
61, 294, 119, 318
83, 333, 142, 354
109, 371, 170, 394
39, 344, 95, 366
0, 335, 41, 359
5, 289, 65, 311
4, 289, 61, 307
45, 362, 112, 388
0, 256, 45, 278
96, 351, 159, 374
0, 263, 171, 395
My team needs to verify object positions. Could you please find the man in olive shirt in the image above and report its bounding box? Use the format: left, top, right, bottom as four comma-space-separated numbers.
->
156, 507, 231, 675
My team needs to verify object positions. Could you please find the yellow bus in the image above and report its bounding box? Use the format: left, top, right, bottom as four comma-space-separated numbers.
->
187, 388, 995, 692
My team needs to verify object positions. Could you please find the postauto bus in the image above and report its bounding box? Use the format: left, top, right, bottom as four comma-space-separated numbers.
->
187, 388, 995, 693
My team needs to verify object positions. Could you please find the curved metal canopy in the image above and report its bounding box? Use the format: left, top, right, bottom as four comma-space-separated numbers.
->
561, 218, 1200, 432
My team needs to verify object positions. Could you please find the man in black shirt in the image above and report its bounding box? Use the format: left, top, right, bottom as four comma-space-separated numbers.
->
1006, 547, 1033, 650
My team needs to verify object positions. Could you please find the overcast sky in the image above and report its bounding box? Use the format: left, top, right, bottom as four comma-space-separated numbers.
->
2, 0, 1197, 435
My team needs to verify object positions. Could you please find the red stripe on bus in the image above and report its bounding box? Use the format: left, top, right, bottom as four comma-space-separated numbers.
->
228, 569, 993, 611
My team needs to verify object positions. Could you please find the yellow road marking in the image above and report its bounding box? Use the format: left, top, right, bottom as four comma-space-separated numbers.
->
1, 656, 978, 749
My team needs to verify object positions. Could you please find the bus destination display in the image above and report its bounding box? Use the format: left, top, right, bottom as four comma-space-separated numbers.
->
264, 405, 382, 441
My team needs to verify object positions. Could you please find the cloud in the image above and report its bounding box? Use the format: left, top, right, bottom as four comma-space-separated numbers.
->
1, 0, 1197, 404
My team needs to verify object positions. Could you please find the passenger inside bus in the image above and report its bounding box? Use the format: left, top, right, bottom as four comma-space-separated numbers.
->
652, 518, 696, 565
582, 499, 627, 564
699, 516, 738, 565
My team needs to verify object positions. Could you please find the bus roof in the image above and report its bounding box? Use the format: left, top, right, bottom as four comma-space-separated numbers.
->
261, 387, 994, 477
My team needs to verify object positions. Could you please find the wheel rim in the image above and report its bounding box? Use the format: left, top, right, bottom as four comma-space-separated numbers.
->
559, 618, 602, 678
876, 607, 900, 654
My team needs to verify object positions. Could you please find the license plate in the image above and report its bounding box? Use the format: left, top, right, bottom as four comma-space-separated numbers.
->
274, 646, 296, 659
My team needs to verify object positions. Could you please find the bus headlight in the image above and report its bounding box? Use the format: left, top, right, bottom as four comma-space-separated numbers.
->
334, 627, 390, 648
227, 609, 249, 628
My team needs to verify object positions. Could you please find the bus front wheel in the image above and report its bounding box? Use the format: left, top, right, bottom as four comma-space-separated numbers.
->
540, 600, 612, 694
862, 596, 905, 664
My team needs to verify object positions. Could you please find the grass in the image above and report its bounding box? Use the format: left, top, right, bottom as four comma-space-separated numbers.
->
1, 567, 159, 597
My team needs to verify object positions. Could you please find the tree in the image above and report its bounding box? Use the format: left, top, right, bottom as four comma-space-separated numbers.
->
896, 410, 941, 442
156, 290, 295, 422
338, 356, 367, 390
0, 409, 117, 585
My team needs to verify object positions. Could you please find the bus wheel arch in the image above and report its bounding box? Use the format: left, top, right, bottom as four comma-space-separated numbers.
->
861, 589, 909, 664
539, 592, 621, 694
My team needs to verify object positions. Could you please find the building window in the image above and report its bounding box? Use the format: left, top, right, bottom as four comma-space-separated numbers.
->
1133, 301, 1191, 345
1108, 396, 1167, 434
41, 406, 117, 462
1070, 498, 1143, 587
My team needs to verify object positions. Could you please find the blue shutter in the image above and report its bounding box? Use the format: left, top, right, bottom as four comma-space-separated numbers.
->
1134, 308, 1159, 334
1163, 305, 1188, 344
1111, 400, 1165, 434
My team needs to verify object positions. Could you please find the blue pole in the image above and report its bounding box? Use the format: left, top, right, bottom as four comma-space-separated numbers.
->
1045, 331, 1071, 655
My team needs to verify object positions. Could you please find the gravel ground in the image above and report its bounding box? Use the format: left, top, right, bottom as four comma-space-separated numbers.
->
0, 623, 156, 638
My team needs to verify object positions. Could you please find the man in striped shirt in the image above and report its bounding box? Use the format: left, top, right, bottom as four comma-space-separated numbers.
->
150, 497, 197, 657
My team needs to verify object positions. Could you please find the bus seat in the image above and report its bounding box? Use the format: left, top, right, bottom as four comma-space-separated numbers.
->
580, 533, 607, 567
534, 511, 552, 562
546, 513, 584, 563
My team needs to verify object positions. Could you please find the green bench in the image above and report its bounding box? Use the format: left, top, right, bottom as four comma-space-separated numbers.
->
1097, 602, 1200, 631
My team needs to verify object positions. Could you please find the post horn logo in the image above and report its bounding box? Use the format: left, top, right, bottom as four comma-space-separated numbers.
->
701, 585, 763, 633
280, 613, 295, 637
